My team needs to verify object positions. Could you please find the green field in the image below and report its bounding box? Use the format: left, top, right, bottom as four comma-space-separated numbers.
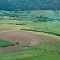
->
0, 10, 60, 20
0, 39, 14, 47
0, 40, 60, 60
0, 20, 60, 36
0, 10, 60, 35
0, 50, 60, 60
0, 10, 60, 60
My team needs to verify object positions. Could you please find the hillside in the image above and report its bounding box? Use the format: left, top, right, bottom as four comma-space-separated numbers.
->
0, 0, 60, 11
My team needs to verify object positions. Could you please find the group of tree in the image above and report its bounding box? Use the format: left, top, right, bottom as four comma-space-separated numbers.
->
33, 15, 53, 23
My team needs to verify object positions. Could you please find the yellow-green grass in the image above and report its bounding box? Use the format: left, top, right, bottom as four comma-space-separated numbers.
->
18, 40, 60, 53
32, 31, 60, 40
31, 40, 60, 53
0, 20, 21, 24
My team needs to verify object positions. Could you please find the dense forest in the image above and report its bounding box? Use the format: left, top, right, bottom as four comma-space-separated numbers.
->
0, 0, 60, 11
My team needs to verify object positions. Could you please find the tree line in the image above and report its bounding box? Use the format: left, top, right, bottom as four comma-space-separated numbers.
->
0, 0, 60, 11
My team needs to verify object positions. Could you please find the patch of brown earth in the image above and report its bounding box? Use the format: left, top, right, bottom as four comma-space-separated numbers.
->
0, 31, 56, 44
0, 46, 25, 52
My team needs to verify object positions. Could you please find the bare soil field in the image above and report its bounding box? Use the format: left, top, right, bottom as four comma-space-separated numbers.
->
0, 46, 25, 52
0, 31, 56, 44
0, 28, 13, 31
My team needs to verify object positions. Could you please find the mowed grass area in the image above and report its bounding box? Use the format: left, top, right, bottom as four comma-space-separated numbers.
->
0, 50, 60, 60
0, 39, 14, 47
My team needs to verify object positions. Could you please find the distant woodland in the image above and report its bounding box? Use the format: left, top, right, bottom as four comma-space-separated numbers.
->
0, 0, 60, 11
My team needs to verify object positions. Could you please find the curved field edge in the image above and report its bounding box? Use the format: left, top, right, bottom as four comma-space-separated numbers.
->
27, 31, 60, 40
0, 31, 57, 44
0, 20, 60, 39
0, 50, 60, 60
0, 30, 60, 40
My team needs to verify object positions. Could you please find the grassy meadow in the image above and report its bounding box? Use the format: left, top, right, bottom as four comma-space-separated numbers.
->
0, 10, 60, 60
0, 50, 60, 60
